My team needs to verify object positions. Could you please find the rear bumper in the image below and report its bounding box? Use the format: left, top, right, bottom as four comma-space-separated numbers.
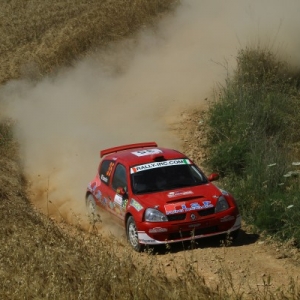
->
138, 214, 241, 245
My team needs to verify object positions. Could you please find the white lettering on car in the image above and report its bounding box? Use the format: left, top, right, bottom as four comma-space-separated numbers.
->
130, 199, 143, 211
114, 194, 123, 206
168, 191, 194, 198
149, 227, 168, 233
100, 174, 108, 182
95, 190, 102, 200
131, 149, 163, 157
130, 159, 191, 173
165, 201, 214, 215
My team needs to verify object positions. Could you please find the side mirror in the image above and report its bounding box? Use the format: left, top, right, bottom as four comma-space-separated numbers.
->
116, 187, 128, 198
208, 173, 219, 182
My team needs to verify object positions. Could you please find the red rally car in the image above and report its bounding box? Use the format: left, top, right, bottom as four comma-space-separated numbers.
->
86, 142, 241, 252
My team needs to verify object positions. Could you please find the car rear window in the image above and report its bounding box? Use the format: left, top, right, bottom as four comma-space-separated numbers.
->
99, 160, 115, 185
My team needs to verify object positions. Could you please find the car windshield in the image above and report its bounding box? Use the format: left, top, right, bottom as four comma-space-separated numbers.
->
131, 163, 208, 194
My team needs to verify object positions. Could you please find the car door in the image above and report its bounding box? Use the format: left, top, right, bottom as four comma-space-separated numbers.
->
108, 163, 128, 221
97, 159, 116, 211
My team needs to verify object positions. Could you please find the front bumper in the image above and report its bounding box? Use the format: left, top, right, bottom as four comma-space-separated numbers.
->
137, 214, 242, 245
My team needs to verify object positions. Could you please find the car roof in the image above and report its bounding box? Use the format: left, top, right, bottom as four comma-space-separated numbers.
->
100, 142, 187, 167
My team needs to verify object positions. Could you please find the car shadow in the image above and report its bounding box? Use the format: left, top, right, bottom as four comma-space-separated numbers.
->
145, 229, 260, 255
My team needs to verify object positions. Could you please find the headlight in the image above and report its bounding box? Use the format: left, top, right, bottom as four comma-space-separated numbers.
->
145, 208, 168, 222
215, 196, 229, 213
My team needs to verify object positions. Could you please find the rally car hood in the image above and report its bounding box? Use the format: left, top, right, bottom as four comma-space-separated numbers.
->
133, 183, 223, 214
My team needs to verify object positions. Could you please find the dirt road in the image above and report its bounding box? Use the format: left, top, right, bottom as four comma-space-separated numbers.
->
95, 215, 300, 297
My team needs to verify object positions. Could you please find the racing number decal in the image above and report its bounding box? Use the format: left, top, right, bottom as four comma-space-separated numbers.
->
100, 160, 115, 185
106, 162, 115, 177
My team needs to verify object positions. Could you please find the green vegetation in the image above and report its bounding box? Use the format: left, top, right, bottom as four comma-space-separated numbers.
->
1, 0, 300, 298
206, 47, 300, 245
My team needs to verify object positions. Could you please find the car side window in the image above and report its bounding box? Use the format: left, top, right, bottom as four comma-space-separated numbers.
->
99, 160, 115, 185
112, 163, 127, 192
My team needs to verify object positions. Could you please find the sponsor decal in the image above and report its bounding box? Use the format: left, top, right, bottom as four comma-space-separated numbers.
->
109, 201, 115, 210
202, 201, 213, 207
149, 227, 168, 233
168, 190, 194, 198
95, 190, 102, 200
138, 232, 162, 244
114, 194, 123, 206
140, 239, 157, 244
106, 162, 115, 177
131, 149, 163, 157
138, 231, 166, 245
87, 183, 92, 191
165, 201, 214, 215
88, 182, 97, 192
88, 183, 102, 200
130, 199, 143, 211
100, 174, 108, 183
122, 199, 128, 209
100, 197, 107, 206
130, 159, 191, 174
114, 195, 128, 212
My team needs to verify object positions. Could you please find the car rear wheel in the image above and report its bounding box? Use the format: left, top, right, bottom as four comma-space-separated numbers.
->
86, 194, 99, 223
127, 216, 142, 252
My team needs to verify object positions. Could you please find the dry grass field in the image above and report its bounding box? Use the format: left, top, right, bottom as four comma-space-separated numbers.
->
1, 0, 300, 299
0, 0, 177, 84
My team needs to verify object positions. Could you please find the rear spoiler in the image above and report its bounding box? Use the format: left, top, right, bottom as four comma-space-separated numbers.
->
100, 142, 158, 158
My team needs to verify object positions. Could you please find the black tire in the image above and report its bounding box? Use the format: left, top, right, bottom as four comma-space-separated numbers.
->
230, 229, 240, 241
126, 216, 143, 252
86, 194, 99, 223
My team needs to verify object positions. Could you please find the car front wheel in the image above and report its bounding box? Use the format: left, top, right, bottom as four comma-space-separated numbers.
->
126, 216, 143, 252
230, 229, 240, 241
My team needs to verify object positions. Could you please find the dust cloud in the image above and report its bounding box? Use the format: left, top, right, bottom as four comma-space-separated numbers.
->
1, 0, 300, 225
